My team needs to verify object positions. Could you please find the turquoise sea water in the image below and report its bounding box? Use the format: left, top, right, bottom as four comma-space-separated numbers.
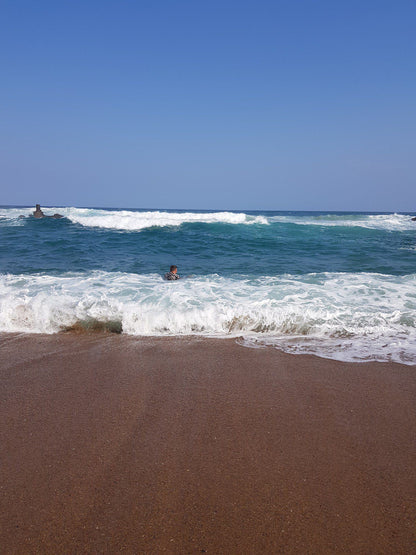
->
1, 206, 416, 364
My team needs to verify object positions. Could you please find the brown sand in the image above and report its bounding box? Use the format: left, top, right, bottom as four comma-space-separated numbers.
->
0, 332, 415, 554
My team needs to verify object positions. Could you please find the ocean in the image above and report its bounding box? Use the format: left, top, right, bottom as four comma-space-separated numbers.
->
1, 206, 416, 365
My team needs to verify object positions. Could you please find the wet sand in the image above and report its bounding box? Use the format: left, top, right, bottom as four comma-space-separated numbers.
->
1, 332, 415, 554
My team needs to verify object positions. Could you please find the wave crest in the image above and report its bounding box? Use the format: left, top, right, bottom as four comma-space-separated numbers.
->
269, 212, 416, 231
1, 207, 415, 232
61, 208, 268, 230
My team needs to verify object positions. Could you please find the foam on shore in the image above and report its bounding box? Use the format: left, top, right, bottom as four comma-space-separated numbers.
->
1, 270, 415, 364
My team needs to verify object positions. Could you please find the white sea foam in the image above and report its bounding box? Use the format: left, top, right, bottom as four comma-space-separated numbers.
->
0, 207, 33, 225
0, 206, 267, 229
1, 271, 415, 365
58, 207, 267, 230
1, 207, 414, 231
269, 212, 416, 231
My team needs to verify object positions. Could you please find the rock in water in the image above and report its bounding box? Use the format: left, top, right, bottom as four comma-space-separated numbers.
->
33, 204, 45, 218
32, 204, 63, 219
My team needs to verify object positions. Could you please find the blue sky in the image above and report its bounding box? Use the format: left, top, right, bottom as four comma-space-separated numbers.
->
1, 0, 415, 211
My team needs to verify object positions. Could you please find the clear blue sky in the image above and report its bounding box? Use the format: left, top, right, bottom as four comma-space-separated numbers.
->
1, 0, 415, 211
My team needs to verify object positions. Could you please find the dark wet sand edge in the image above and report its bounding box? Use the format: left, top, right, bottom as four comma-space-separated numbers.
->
1, 332, 415, 554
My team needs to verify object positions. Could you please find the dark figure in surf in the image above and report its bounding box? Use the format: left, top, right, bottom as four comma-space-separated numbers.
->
164, 265, 180, 280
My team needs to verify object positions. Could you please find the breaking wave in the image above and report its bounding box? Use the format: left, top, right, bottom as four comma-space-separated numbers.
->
0, 207, 267, 230
269, 212, 416, 231
1, 271, 415, 365
1, 207, 415, 232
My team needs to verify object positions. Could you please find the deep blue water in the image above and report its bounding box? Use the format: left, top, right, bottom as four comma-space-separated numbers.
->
1, 208, 416, 277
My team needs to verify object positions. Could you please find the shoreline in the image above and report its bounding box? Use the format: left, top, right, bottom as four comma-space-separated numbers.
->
2, 328, 415, 367
1, 332, 415, 553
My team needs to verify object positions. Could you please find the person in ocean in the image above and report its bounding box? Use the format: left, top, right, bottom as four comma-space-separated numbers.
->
164, 265, 180, 280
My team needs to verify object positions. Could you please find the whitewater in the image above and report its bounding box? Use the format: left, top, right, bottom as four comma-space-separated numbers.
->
1, 206, 415, 364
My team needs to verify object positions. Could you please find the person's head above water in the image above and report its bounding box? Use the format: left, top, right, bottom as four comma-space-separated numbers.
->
164, 265, 180, 280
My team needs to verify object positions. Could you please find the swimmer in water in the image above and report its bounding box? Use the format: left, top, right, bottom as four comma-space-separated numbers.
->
164, 265, 180, 280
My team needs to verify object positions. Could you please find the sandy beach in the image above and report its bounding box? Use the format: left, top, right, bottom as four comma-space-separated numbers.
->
1, 332, 415, 554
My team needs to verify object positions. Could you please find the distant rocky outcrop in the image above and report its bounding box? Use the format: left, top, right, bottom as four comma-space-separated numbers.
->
31, 204, 63, 219
411, 216, 416, 221
33, 204, 44, 218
